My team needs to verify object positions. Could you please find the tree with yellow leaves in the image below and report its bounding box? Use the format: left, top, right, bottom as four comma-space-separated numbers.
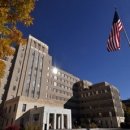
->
0, 0, 36, 80
0, 60, 6, 79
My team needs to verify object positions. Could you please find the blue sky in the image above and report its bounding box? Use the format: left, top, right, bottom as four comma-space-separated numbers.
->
19, 0, 130, 99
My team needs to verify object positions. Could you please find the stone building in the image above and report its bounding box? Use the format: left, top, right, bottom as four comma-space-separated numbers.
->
1, 35, 124, 129
2, 35, 79, 102
3, 96, 72, 129
66, 81, 124, 128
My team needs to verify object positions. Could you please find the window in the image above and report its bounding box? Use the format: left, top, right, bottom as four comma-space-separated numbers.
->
35, 58, 38, 64
92, 92, 94, 95
28, 70, 31, 75
19, 60, 22, 65
40, 62, 42, 67
46, 86, 48, 89
96, 91, 98, 94
81, 94, 83, 98
33, 113, 39, 121
37, 84, 40, 88
18, 68, 20, 73
27, 79, 30, 84
31, 90, 34, 94
21, 53, 23, 58
32, 51, 35, 55
61, 85, 64, 88
13, 86, 16, 91
40, 68, 42, 72
89, 106, 92, 109
35, 67, 38, 71
34, 69, 37, 75
33, 81, 35, 87
99, 112, 102, 116
38, 44, 41, 49
6, 119, 8, 126
13, 104, 16, 112
105, 89, 108, 93
42, 47, 45, 51
4, 107, 7, 113
9, 106, 11, 113
26, 89, 29, 93
54, 82, 57, 86
109, 111, 112, 117
54, 76, 57, 80
37, 91, 40, 95
16, 77, 18, 81
11, 118, 13, 124
22, 104, 26, 112
58, 71, 60, 75
47, 73, 49, 76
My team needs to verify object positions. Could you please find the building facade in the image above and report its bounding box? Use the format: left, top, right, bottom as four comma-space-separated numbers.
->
4, 35, 79, 103
3, 96, 72, 129
1, 35, 124, 129
68, 81, 124, 128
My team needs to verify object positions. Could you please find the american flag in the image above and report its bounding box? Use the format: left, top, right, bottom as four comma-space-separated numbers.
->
107, 11, 123, 52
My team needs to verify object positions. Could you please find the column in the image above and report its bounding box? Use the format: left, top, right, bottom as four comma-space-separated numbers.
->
54, 113, 56, 129
46, 113, 50, 130
69, 113, 72, 129
67, 115, 70, 129
58, 115, 61, 129
64, 115, 67, 129
42, 111, 47, 130
61, 114, 64, 129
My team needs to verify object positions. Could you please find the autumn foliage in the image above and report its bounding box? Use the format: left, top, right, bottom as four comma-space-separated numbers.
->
0, 0, 35, 79
0, 60, 6, 79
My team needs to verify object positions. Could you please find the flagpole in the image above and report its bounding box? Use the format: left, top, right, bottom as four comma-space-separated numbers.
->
122, 24, 130, 47
117, 8, 130, 47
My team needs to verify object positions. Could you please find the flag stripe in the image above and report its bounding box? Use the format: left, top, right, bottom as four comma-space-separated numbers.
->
107, 11, 123, 52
